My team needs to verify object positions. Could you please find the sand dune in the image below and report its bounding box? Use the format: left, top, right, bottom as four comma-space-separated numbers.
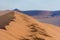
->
0, 11, 60, 40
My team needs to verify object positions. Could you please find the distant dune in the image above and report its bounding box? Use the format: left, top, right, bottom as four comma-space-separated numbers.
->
0, 10, 60, 40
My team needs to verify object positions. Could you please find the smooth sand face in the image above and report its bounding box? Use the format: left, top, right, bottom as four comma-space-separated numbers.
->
0, 11, 60, 40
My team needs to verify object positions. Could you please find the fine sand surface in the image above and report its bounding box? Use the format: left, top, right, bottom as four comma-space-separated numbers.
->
0, 11, 60, 40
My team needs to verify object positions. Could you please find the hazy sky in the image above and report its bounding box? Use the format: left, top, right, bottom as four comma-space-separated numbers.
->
0, 0, 60, 11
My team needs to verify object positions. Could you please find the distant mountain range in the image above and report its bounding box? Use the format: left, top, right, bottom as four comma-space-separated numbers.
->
14, 9, 60, 17
14, 9, 60, 26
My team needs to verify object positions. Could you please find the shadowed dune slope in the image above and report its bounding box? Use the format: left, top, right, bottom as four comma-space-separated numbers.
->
0, 11, 15, 29
0, 11, 60, 40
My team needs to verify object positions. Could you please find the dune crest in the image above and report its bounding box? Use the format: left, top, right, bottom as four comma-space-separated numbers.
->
0, 11, 60, 40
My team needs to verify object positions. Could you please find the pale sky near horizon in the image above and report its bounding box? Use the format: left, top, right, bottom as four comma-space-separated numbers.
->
0, 0, 60, 11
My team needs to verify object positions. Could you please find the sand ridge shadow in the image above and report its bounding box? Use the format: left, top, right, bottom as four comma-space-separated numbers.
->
0, 11, 15, 29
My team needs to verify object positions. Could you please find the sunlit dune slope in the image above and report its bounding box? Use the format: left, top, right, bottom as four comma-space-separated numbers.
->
0, 11, 60, 40
0, 29, 19, 40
